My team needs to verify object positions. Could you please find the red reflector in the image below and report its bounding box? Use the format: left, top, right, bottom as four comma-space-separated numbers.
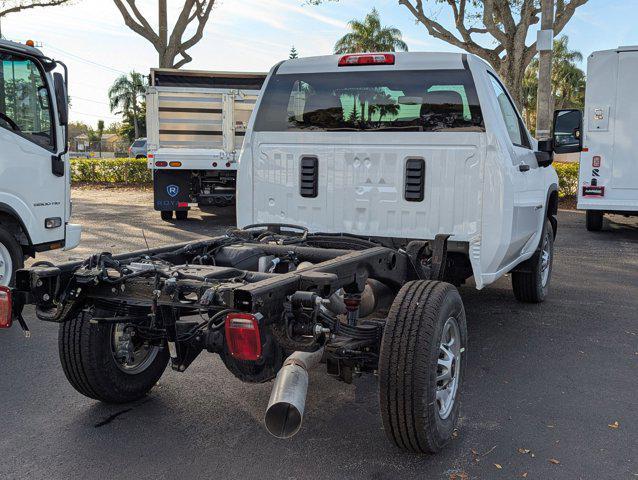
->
155, 161, 168, 167
582, 185, 605, 197
177, 202, 188, 208
339, 53, 395, 67
225, 313, 262, 361
592, 156, 601, 168
148, 154, 154, 159
0, 286, 12, 329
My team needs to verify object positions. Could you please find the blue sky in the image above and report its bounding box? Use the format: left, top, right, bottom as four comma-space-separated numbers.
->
3, 0, 638, 127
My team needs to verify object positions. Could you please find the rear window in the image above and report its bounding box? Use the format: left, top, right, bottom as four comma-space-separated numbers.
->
132, 140, 146, 147
254, 69, 484, 132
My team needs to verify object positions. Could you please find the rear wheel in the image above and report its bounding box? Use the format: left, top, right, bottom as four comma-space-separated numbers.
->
175, 210, 188, 221
512, 218, 554, 303
0, 228, 23, 286
586, 210, 603, 231
160, 210, 173, 221
379, 280, 467, 453
58, 309, 169, 403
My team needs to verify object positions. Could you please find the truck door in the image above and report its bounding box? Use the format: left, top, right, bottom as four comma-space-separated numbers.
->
611, 50, 638, 193
0, 51, 66, 246
487, 74, 544, 261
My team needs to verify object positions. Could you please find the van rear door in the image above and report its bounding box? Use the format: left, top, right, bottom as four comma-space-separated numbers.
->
611, 49, 638, 193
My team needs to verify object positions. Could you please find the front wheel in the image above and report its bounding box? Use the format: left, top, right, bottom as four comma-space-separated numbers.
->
58, 309, 169, 403
379, 280, 467, 453
0, 228, 23, 286
512, 218, 554, 303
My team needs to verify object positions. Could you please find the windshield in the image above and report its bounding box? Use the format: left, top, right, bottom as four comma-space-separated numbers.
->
0, 53, 54, 150
254, 69, 484, 133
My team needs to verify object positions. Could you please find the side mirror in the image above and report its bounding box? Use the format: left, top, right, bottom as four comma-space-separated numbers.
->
535, 139, 554, 167
552, 109, 582, 154
53, 72, 68, 126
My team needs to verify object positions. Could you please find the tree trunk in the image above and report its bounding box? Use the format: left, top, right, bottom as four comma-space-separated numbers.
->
132, 98, 140, 139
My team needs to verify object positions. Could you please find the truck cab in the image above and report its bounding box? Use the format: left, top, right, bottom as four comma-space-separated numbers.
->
0, 39, 80, 285
238, 52, 560, 294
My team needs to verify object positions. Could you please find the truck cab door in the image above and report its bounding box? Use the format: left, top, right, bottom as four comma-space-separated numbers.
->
0, 51, 67, 247
487, 74, 545, 262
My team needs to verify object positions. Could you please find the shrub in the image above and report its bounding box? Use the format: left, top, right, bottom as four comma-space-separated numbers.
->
71, 158, 151, 184
554, 162, 579, 198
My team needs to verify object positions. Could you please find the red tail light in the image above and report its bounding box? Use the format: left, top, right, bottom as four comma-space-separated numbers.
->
0, 286, 12, 329
225, 313, 262, 361
338, 53, 395, 66
155, 161, 168, 167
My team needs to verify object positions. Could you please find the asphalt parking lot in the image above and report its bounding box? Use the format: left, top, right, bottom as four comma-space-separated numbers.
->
1, 189, 637, 480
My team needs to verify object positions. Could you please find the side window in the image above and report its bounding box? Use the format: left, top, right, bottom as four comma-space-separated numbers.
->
488, 74, 529, 148
0, 53, 54, 151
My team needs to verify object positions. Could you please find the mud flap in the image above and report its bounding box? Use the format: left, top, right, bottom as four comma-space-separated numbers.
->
153, 170, 191, 211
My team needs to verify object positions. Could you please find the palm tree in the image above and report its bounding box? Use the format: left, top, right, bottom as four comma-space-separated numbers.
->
523, 36, 585, 133
108, 71, 147, 139
334, 8, 408, 54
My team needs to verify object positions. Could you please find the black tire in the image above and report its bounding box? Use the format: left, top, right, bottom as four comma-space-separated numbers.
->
175, 210, 188, 221
586, 210, 603, 231
160, 210, 173, 221
58, 309, 169, 404
512, 218, 554, 303
0, 227, 24, 286
379, 280, 467, 453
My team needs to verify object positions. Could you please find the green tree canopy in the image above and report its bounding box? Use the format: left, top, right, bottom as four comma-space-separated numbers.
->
108, 71, 147, 139
334, 8, 408, 54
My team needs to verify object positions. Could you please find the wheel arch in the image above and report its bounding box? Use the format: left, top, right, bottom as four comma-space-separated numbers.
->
0, 202, 34, 253
545, 183, 559, 238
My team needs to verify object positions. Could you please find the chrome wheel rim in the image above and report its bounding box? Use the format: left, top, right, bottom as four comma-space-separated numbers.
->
0, 242, 13, 286
540, 230, 552, 288
436, 316, 461, 420
111, 323, 159, 374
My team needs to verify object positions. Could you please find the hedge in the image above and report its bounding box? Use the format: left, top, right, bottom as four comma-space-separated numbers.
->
553, 162, 579, 198
71, 157, 581, 198
71, 158, 151, 184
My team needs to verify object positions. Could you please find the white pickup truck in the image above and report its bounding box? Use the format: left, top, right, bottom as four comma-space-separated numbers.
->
0, 39, 80, 287
5, 52, 568, 455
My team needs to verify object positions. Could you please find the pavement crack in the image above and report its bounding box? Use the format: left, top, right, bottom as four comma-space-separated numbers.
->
94, 408, 133, 428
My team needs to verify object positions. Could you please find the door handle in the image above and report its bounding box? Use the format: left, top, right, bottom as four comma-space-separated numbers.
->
518, 163, 530, 172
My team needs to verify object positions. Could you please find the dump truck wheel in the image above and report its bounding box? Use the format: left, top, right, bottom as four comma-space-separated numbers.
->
175, 210, 188, 221
160, 210, 173, 221
512, 218, 554, 303
586, 210, 603, 231
58, 309, 169, 404
0, 228, 23, 286
379, 280, 467, 453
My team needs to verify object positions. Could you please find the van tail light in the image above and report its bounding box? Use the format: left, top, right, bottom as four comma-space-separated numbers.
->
225, 313, 262, 361
0, 286, 12, 329
339, 53, 395, 66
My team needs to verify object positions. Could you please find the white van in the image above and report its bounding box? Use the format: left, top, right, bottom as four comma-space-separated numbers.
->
565, 46, 638, 230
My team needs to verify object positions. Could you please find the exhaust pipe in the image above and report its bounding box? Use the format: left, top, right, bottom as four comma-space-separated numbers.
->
264, 348, 324, 438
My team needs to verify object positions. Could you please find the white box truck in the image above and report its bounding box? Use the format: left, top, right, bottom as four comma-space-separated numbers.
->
555, 46, 638, 230
146, 69, 266, 221
0, 39, 80, 287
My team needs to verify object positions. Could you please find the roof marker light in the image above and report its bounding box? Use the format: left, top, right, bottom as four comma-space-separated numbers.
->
338, 53, 395, 67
